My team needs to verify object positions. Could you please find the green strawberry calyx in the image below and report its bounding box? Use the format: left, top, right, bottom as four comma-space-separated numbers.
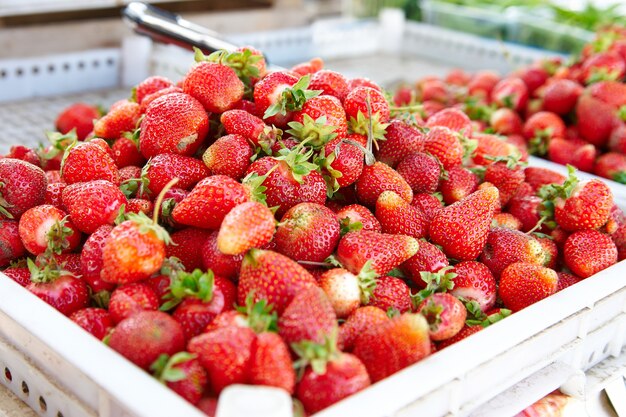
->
151, 352, 196, 383
196, 47, 264, 96
339, 216, 363, 236
463, 299, 512, 328
127, 211, 173, 245
40, 129, 78, 161
286, 114, 338, 149
46, 216, 75, 255
357, 260, 378, 304
237, 294, 278, 334
528, 128, 554, 156
120, 159, 151, 199
292, 330, 339, 378
419, 297, 444, 332
532, 164, 579, 233
27, 256, 72, 284
264, 74, 322, 119
411, 266, 457, 307
160, 269, 215, 311
0, 181, 14, 219
274, 144, 319, 184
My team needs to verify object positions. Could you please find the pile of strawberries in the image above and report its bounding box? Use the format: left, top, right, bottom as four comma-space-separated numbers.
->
394, 25, 626, 185
0, 40, 625, 416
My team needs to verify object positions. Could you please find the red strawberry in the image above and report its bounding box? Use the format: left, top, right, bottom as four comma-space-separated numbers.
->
556, 272, 582, 292
0, 158, 47, 219
69, 307, 112, 340
416, 293, 466, 341
353, 312, 430, 382
125, 198, 153, 216
368, 275, 412, 313
55, 103, 100, 141
2, 266, 32, 287
318, 267, 371, 318
426, 107, 473, 134
217, 201, 275, 255
171, 175, 249, 229
135, 76, 173, 104
109, 310, 185, 370
589, 80, 626, 109
564, 230, 617, 278
491, 77, 528, 112
164, 228, 210, 272
309, 70, 349, 102
522, 111, 566, 155
355, 161, 413, 207
188, 325, 255, 393
139, 86, 183, 113
202, 134, 253, 180
344, 86, 390, 140
253, 71, 302, 128
279, 286, 337, 346
609, 124, 626, 153
489, 108, 523, 136
111, 134, 145, 169
396, 152, 441, 195
347, 77, 381, 92
139, 93, 209, 158
423, 126, 464, 170
146, 153, 210, 196
237, 249, 317, 315
401, 240, 449, 287
375, 190, 428, 238
420, 78, 449, 103
18, 205, 81, 255
440, 166, 479, 205
553, 178, 613, 232
336, 204, 381, 233
445, 68, 471, 86
5, 145, 41, 167
499, 262, 558, 311
483, 162, 525, 206
336, 230, 419, 276
524, 167, 566, 191
472, 133, 517, 166
0, 219, 25, 266
547, 137, 596, 173
62, 180, 126, 233
479, 228, 546, 278
109, 282, 159, 324
93, 100, 140, 139
151, 352, 208, 406
319, 134, 365, 190
576, 94, 618, 147
411, 193, 444, 223
594, 152, 626, 183
289, 95, 348, 146
183, 62, 244, 113
101, 212, 171, 284
296, 352, 370, 414
491, 212, 522, 230
338, 306, 388, 351
80, 224, 115, 292
430, 186, 500, 261
249, 331, 296, 394
450, 260, 496, 312
61, 138, 120, 185
291, 57, 324, 76
437, 324, 482, 349
375, 120, 425, 167
581, 51, 626, 84
274, 203, 340, 263
220, 110, 281, 152
542, 79, 583, 115
201, 231, 243, 280
468, 70, 500, 98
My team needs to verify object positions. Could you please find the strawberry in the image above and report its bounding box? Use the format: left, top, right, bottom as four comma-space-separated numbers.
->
338, 306, 388, 351
254, 72, 317, 128
498, 262, 558, 311
101, 211, 171, 284
491, 213, 522, 230
426, 107, 473, 134
318, 134, 365, 191
541, 79, 583, 115
472, 133, 517, 166
576, 94, 618, 147
197, 397, 218, 416
288, 95, 347, 146
220, 109, 281, 152
274, 203, 340, 263
146, 153, 210, 196
18, 205, 81, 255
183, 61, 244, 113
344, 86, 390, 140
62, 180, 126, 233
416, 293, 466, 341
335, 204, 381, 233
430, 186, 500, 261
440, 166, 479, 205
0, 219, 25, 266
93, 100, 140, 139
134, 76, 173, 104
556, 272, 582, 292
336, 230, 419, 276
401, 240, 449, 287
594, 152, 626, 183
0, 158, 47, 219
522, 111, 566, 156
609, 124, 626, 154
564, 230, 618, 278
296, 352, 370, 414
347, 77, 381, 92
479, 228, 546, 278
109, 310, 185, 370
202, 134, 253, 180
375, 120, 425, 167
309, 70, 349, 102
550, 177, 613, 232
581, 51, 626, 84
411, 193, 444, 223
419, 78, 449, 103
111, 134, 145, 169
125, 198, 153, 215
483, 161, 525, 206
396, 152, 441, 195
26, 257, 89, 316
5, 145, 41, 167
249, 331, 296, 394
468, 70, 500, 98
355, 161, 412, 207
423, 126, 464, 170
589, 80, 626, 109
164, 228, 210, 272
437, 325, 482, 350
188, 325, 255, 393
150, 352, 208, 406
61, 138, 120, 185
489, 108, 523, 136
353, 312, 430, 382
491, 77, 528, 112
139, 93, 209, 158
291, 57, 324, 76
516, 64, 550, 94
375, 190, 428, 238
108, 282, 159, 324
445, 68, 471, 86
237, 249, 317, 315
217, 201, 276, 255
524, 167, 566, 191
69, 307, 112, 340
201, 231, 242, 280
171, 175, 249, 229
547, 138, 596, 173
139, 86, 183, 113
55, 103, 100, 141
318, 267, 374, 319
279, 286, 337, 346
80, 224, 115, 293
368, 275, 412, 313
2, 266, 33, 287
450, 260, 496, 312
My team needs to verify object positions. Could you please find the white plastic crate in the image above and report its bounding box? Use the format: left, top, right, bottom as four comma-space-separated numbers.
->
1, 12, 626, 417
